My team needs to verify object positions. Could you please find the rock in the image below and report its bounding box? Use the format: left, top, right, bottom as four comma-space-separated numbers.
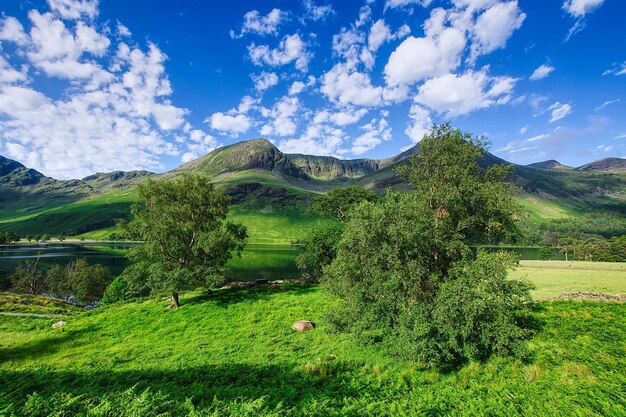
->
548, 291, 626, 303
51, 321, 66, 329
327, 354, 338, 360
292, 320, 315, 332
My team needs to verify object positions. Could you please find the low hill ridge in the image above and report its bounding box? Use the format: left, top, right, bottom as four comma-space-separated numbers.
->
527, 160, 570, 170
577, 157, 626, 172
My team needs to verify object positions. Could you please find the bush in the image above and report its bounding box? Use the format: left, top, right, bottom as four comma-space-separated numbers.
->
296, 224, 343, 281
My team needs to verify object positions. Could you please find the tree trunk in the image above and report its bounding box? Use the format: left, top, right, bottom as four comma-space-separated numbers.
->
170, 291, 180, 309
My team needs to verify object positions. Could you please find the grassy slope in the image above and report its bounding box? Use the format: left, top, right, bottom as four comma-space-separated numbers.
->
0, 285, 624, 416
512, 261, 626, 299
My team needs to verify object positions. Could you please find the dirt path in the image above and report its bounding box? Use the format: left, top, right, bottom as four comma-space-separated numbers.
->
0, 312, 67, 318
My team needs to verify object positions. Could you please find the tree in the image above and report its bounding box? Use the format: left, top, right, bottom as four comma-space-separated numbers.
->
309, 186, 379, 222
10, 258, 47, 295
122, 173, 248, 308
538, 246, 553, 260
62, 259, 112, 304
296, 223, 343, 281
323, 124, 533, 366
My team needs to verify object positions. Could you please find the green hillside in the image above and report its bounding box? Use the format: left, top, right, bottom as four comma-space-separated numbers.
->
1, 285, 624, 416
0, 139, 625, 241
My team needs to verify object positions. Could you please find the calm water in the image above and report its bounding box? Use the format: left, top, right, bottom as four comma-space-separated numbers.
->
0, 243, 562, 283
0, 242, 300, 282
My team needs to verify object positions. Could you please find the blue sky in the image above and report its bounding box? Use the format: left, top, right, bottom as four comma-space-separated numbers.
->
0, 0, 625, 179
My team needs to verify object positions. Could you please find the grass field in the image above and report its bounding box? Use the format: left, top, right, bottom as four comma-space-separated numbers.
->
0, 284, 624, 416
512, 261, 626, 299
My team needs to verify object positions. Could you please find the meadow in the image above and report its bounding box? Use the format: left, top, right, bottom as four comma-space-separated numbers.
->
0, 283, 624, 417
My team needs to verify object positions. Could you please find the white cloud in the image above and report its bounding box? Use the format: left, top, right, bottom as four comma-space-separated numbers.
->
469, 1, 525, 62
116, 21, 131, 37
251, 71, 279, 93
248, 33, 311, 71
302, 0, 335, 22
0, 56, 28, 84
278, 123, 347, 156
0, 16, 28, 44
232, 8, 285, 38
181, 130, 219, 163
313, 107, 368, 126
529, 64, 555, 81
321, 62, 383, 107
563, 0, 604, 17
519, 126, 528, 134
368, 19, 411, 52
548, 102, 572, 123
384, 9, 466, 87
0, 3, 210, 179
288, 75, 315, 95
602, 61, 626, 76
596, 144, 613, 152
47, 0, 99, 20
405, 104, 432, 143
385, 0, 433, 9
563, 0, 604, 40
208, 113, 252, 136
595, 99, 620, 111
260, 96, 299, 137
415, 69, 517, 117
351, 114, 392, 154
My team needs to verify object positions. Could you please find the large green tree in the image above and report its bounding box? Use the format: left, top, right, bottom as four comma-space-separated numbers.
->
323, 124, 533, 366
123, 173, 247, 308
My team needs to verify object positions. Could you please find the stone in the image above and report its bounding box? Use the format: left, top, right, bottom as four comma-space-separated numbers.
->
51, 321, 66, 329
292, 320, 315, 332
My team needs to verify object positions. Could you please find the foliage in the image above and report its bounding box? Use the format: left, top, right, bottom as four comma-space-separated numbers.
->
0, 285, 624, 416
538, 246, 554, 260
0, 231, 20, 243
296, 223, 343, 281
9, 258, 112, 304
122, 173, 247, 307
557, 235, 626, 262
309, 186, 379, 222
324, 125, 532, 366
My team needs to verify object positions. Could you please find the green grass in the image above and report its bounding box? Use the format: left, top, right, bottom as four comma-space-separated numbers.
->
511, 261, 626, 299
516, 193, 576, 225
0, 293, 83, 315
0, 285, 624, 416
229, 208, 335, 244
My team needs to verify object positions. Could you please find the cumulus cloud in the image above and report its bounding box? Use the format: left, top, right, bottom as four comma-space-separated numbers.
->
414, 69, 517, 117
208, 113, 252, 136
405, 104, 433, 143
0, 2, 214, 179
260, 95, 300, 137
368, 19, 411, 52
47, 0, 99, 20
302, 0, 335, 22
529, 64, 555, 81
385, 0, 433, 9
469, 1, 526, 62
251, 71, 279, 93
351, 114, 392, 155
181, 130, 219, 163
321, 62, 383, 107
563, 0, 604, 40
563, 0, 604, 17
248, 33, 311, 71
548, 102, 572, 123
384, 8, 465, 87
231, 8, 285, 38
313, 107, 368, 126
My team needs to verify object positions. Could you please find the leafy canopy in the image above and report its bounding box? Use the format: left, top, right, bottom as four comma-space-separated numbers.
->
123, 173, 247, 303
323, 124, 533, 366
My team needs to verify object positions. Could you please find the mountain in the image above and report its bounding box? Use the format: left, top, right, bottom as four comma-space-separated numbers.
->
527, 160, 571, 170
577, 157, 626, 172
1, 139, 625, 239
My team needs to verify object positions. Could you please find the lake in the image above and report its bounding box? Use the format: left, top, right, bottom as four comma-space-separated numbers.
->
0, 242, 563, 283
0, 243, 301, 282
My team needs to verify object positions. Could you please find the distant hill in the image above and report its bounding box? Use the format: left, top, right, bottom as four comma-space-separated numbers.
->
527, 160, 571, 170
577, 157, 626, 172
1, 139, 625, 238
